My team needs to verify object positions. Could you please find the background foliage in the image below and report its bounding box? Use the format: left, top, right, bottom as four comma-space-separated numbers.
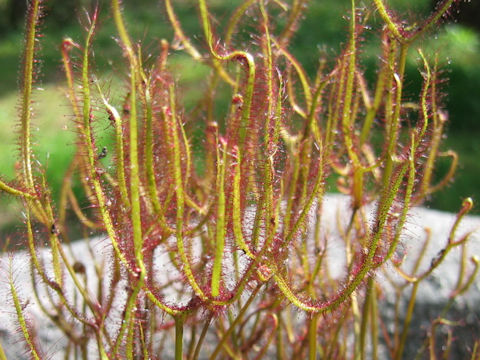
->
0, 0, 479, 238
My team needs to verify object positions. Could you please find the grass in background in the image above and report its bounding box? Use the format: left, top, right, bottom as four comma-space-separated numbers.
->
0, 0, 479, 238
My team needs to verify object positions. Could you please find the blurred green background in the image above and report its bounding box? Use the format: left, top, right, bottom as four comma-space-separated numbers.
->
0, 0, 479, 238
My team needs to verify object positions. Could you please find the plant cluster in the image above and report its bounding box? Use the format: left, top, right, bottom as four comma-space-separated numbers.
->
0, 0, 479, 359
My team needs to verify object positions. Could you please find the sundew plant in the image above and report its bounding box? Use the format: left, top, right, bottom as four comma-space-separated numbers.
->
0, 0, 479, 359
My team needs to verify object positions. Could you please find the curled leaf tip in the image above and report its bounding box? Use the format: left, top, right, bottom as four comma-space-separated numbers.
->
462, 197, 474, 211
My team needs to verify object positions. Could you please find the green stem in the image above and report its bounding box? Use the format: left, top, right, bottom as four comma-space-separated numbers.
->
372, 0, 455, 43
20, 0, 41, 190
0, 180, 34, 198
165, 90, 206, 301
309, 313, 319, 360
175, 314, 185, 360
381, 44, 408, 201
111, 0, 144, 268
97, 88, 130, 209
112, 283, 142, 358
359, 277, 374, 360
395, 282, 419, 360
165, 0, 202, 60
127, 64, 144, 265
9, 264, 41, 360
211, 139, 228, 297
210, 284, 262, 360
273, 160, 408, 313
190, 314, 213, 360
360, 38, 388, 145
198, 0, 255, 150
0, 341, 6, 360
